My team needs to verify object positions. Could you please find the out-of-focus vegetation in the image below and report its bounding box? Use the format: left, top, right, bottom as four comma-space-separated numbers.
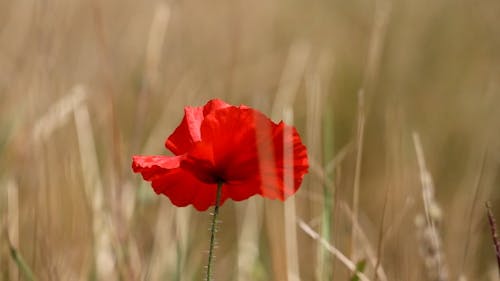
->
1, 0, 500, 280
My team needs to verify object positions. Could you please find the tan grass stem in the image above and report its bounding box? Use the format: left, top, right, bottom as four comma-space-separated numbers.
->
298, 219, 372, 281
74, 87, 115, 280
283, 107, 301, 281
413, 131, 448, 281
351, 89, 365, 260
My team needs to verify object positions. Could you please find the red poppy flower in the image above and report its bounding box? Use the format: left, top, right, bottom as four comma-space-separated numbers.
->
132, 99, 308, 211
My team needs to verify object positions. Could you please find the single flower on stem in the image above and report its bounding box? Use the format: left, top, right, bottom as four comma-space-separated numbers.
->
132, 98, 308, 280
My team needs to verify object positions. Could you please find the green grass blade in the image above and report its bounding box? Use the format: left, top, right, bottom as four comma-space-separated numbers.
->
9, 244, 36, 281
349, 259, 367, 281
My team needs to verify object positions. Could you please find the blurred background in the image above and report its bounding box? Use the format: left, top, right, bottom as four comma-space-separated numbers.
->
1, 0, 500, 280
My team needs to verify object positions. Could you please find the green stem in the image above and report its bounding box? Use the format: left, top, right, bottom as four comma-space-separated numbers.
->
7, 238, 36, 281
206, 182, 223, 281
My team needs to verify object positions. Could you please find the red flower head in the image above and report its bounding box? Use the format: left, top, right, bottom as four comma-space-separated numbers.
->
132, 99, 309, 211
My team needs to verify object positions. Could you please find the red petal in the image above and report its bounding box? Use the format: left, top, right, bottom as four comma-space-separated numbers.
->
133, 155, 229, 211
224, 179, 262, 201
150, 168, 225, 211
164, 106, 204, 155
202, 99, 231, 115
263, 121, 309, 200
132, 155, 182, 180
165, 99, 230, 155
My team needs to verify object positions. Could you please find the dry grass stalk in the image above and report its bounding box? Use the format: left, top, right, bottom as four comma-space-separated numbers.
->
6, 179, 20, 281
459, 151, 487, 279
340, 202, 389, 281
283, 107, 300, 281
144, 3, 170, 89
298, 219, 372, 281
32, 87, 86, 144
144, 201, 175, 280
73, 86, 116, 280
132, 2, 171, 152
305, 55, 333, 281
351, 0, 392, 262
176, 207, 194, 281
236, 200, 262, 281
270, 41, 310, 120
351, 89, 365, 261
264, 40, 310, 280
361, 0, 392, 94
413, 132, 448, 281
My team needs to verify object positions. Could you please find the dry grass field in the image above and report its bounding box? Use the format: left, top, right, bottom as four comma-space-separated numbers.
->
1, 0, 500, 280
